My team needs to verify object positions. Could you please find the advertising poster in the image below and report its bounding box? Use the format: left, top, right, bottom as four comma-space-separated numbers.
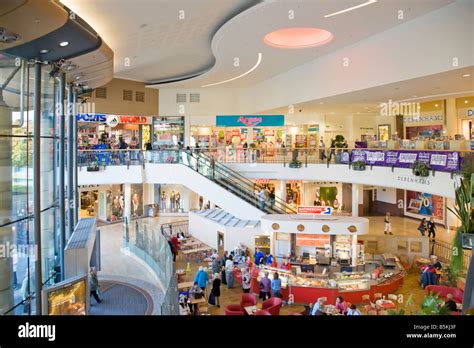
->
46, 277, 87, 315
404, 190, 445, 224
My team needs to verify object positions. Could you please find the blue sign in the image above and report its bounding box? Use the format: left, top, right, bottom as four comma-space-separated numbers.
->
216, 115, 284, 127
77, 113, 107, 122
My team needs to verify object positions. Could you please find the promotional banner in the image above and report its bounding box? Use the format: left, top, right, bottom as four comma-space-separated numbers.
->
404, 190, 445, 223
297, 206, 333, 215
341, 149, 460, 172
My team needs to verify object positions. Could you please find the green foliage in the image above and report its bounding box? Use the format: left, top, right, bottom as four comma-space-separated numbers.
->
352, 160, 366, 170
447, 176, 473, 234
411, 160, 430, 177
331, 135, 346, 148
421, 291, 449, 315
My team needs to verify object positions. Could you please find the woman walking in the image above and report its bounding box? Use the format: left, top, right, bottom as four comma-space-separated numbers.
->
418, 218, 428, 236
210, 273, 221, 308
89, 267, 102, 304
384, 212, 393, 235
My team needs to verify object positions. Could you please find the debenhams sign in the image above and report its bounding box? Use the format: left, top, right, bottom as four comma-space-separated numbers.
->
397, 175, 431, 186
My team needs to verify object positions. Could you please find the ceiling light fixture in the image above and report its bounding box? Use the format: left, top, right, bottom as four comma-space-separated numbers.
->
59, 41, 69, 47
39, 49, 49, 54
463, 74, 471, 77
201, 53, 262, 88
465, 100, 469, 104
324, 0, 377, 18
263, 28, 333, 49
435, 104, 438, 107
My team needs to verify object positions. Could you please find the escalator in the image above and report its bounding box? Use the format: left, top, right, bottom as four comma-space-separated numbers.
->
180, 151, 296, 215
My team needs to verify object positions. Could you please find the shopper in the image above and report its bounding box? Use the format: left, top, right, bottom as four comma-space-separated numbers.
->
418, 218, 427, 236
194, 266, 204, 284
241, 268, 251, 293
310, 298, 325, 315
211, 256, 220, 275
210, 273, 221, 308
189, 282, 204, 315
89, 267, 102, 304
225, 255, 234, 289
259, 271, 272, 300
258, 187, 266, 210
271, 272, 282, 298
199, 196, 204, 210
319, 137, 326, 161
269, 188, 276, 209
427, 217, 437, 240
384, 212, 393, 235
265, 253, 274, 266
254, 248, 264, 266
333, 198, 341, 212
335, 296, 348, 315
444, 293, 457, 312
197, 267, 209, 291
221, 251, 228, 285
328, 138, 336, 162
171, 233, 179, 262
118, 136, 129, 165
347, 304, 361, 315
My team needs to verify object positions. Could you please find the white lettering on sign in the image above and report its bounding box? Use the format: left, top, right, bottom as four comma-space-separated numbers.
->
430, 154, 447, 166
398, 153, 417, 163
366, 152, 385, 162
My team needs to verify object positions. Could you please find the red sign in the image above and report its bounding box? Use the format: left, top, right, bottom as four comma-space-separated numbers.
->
297, 206, 333, 215
118, 116, 149, 124
254, 179, 270, 184
237, 116, 263, 126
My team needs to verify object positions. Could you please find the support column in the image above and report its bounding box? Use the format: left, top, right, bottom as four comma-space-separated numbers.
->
445, 98, 459, 138
352, 183, 360, 217
33, 63, 43, 314
124, 184, 132, 222
67, 85, 74, 236
184, 115, 190, 147
73, 90, 78, 225
351, 235, 358, 267
58, 73, 66, 281
280, 180, 287, 203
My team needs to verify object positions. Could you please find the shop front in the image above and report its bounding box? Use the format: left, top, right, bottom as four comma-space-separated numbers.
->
152, 116, 185, 149
77, 113, 152, 150
256, 214, 406, 304
190, 115, 319, 153
152, 184, 200, 215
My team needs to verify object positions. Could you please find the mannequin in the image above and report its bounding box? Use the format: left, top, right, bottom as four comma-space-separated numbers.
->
170, 190, 176, 212
175, 191, 181, 211
161, 191, 167, 211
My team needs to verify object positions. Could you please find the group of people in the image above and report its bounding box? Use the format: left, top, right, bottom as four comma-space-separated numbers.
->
257, 186, 276, 210
383, 213, 437, 239
311, 296, 361, 316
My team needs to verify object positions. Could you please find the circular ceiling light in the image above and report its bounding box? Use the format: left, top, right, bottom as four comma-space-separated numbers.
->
59, 41, 69, 47
263, 27, 334, 49
39, 49, 49, 54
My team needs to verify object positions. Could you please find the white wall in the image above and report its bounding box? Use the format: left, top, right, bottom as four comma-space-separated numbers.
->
375, 187, 397, 204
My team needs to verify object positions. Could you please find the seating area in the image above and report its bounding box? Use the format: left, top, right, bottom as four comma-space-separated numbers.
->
225, 294, 283, 316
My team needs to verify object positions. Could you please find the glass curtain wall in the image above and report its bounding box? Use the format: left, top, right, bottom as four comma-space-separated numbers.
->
0, 55, 63, 315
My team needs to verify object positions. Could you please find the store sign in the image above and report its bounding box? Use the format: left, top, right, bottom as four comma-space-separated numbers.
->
403, 115, 443, 123
216, 115, 284, 127
343, 149, 460, 172
77, 113, 151, 124
254, 179, 271, 184
297, 206, 333, 215
396, 175, 431, 186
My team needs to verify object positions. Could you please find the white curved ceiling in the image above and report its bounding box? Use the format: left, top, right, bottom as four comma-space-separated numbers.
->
61, 0, 453, 88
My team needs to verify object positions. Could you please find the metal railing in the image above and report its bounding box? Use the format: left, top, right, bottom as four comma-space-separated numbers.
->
430, 239, 472, 270
160, 220, 189, 238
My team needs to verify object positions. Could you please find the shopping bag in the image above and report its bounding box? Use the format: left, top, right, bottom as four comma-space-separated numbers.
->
208, 292, 216, 305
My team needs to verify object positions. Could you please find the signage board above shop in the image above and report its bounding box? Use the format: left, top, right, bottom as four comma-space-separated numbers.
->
216, 115, 284, 127
77, 113, 152, 125
297, 206, 333, 215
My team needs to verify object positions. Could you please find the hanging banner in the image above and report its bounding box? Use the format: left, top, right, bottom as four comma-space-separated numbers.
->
216, 115, 284, 127
297, 206, 333, 215
340, 149, 460, 172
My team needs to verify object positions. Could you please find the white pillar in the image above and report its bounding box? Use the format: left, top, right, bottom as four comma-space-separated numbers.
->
124, 184, 131, 222
352, 184, 360, 217
280, 180, 287, 203
351, 235, 358, 267
184, 115, 190, 147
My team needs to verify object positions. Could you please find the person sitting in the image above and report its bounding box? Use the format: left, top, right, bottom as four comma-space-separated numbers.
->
335, 296, 348, 315
444, 293, 457, 312
347, 304, 361, 316
310, 298, 325, 316
188, 282, 204, 315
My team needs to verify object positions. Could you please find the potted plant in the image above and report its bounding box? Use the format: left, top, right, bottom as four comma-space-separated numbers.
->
420, 291, 449, 315
331, 134, 347, 163
411, 160, 430, 177
87, 160, 100, 172
352, 160, 366, 171
289, 148, 302, 168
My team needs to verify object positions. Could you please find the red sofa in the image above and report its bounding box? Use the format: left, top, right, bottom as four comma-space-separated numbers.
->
261, 297, 282, 315
224, 304, 245, 316
425, 285, 464, 303
240, 293, 257, 308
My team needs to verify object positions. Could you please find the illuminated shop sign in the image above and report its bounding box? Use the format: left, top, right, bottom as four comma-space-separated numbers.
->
403, 115, 443, 123
216, 115, 284, 127
77, 114, 152, 124
297, 206, 333, 215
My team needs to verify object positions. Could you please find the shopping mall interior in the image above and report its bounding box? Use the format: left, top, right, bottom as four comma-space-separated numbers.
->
0, 0, 473, 343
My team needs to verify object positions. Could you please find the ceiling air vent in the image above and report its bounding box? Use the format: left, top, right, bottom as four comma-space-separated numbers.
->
190, 93, 200, 103
176, 93, 187, 103
135, 91, 145, 102
95, 87, 107, 99
123, 89, 133, 101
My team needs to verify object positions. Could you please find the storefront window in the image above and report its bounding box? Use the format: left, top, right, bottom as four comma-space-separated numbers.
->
153, 116, 184, 149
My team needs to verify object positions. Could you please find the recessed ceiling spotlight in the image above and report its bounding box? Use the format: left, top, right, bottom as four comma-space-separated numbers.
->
412, 95, 417, 97
324, 0, 377, 18
74, 74, 82, 80
319, 102, 324, 105
39, 49, 49, 54
435, 104, 438, 107
463, 74, 471, 77
59, 41, 69, 47
465, 100, 469, 104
